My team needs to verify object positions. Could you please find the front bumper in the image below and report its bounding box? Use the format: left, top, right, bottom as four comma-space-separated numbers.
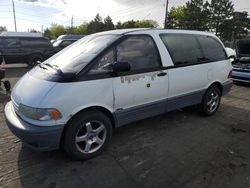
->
232, 69, 250, 83
4, 101, 64, 151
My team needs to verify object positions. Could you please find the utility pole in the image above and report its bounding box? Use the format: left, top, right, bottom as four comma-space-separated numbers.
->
164, 0, 169, 29
12, 0, 17, 32
71, 16, 73, 28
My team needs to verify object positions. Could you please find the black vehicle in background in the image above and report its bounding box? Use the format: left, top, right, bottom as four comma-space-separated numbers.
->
0, 32, 55, 66
231, 39, 250, 83
53, 34, 85, 52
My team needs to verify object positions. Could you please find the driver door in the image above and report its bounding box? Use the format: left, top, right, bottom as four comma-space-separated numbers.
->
113, 35, 169, 126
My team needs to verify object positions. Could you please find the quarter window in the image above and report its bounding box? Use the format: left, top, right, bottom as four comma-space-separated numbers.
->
4, 38, 20, 48
197, 35, 227, 62
90, 49, 115, 74
117, 36, 161, 71
160, 34, 203, 65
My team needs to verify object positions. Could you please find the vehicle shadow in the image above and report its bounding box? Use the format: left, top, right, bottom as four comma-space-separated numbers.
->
15, 104, 250, 188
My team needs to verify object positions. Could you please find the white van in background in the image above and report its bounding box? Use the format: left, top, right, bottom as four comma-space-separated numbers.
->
4, 29, 233, 160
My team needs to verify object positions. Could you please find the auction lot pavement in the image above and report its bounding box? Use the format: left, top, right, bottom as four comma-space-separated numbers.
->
0, 65, 250, 188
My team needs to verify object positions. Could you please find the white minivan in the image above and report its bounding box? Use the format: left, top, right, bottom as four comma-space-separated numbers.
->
4, 29, 233, 160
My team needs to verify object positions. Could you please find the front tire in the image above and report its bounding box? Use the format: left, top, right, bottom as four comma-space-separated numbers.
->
199, 86, 221, 116
62, 111, 112, 160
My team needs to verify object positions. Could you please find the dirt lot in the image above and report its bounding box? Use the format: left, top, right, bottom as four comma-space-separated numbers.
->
0, 66, 250, 188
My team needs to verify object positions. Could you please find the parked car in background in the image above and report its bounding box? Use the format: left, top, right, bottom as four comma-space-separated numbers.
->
5, 29, 233, 160
0, 32, 55, 66
231, 39, 250, 83
53, 34, 85, 52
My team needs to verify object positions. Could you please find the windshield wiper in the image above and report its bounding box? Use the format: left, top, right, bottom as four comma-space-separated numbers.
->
43, 63, 64, 77
38, 63, 48, 70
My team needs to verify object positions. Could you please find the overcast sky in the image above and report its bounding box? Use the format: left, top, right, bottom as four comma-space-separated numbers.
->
0, 0, 250, 32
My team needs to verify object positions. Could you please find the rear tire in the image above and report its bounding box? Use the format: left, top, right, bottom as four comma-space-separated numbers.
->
62, 110, 112, 160
199, 86, 221, 116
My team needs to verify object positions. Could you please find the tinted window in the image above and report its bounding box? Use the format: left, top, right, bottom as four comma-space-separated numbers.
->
4, 38, 20, 48
197, 35, 226, 62
160, 34, 203, 65
61, 40, 75, 48
21, 38, 51, 48
117, 36, 161, 71
90, 49, 115, 74
0, 38, 3, 48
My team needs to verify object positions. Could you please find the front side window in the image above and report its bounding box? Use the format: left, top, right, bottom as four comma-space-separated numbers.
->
117, 36, 161, 71
89, 35, 161, 74
160, 34, 203, 65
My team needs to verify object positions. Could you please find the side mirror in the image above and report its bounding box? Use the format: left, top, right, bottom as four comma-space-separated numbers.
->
228, 55, 236, 61
113, 62, 131, 73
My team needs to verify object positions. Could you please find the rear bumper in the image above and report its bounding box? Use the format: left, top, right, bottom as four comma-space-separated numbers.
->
222, 80, 233, 95
4, 101, 64, 151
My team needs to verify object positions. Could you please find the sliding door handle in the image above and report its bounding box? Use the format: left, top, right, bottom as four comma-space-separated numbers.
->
157, 72, 167, 77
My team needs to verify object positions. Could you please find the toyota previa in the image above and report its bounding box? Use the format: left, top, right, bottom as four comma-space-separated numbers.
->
4, 29, 233, 160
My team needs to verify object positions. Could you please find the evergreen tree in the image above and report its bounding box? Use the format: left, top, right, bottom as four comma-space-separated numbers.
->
209, 0, 234, 36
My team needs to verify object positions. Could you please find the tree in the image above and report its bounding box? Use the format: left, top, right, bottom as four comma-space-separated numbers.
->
183, 0, 210, 31
0, 26, 7, 33
115, 20, 158, 29
104, 16, 114, 31
43, 28, 52, 39
209, 0, 234, 36
74, 23, 88, 34
221, 11, 250, 42
167, 6, 185, 29
135, 20, 158, 28
50, 24, 67, 39
86, 14, 105, 34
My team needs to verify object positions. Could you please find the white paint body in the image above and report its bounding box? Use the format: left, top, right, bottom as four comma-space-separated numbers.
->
11, 29, 232, 127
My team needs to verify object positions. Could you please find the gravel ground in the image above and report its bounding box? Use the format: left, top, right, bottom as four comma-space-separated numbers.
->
0, 66, 250, 188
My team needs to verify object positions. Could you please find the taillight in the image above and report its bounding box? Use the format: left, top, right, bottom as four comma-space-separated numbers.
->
0, 56, 6, 70
227, 69, 232, 78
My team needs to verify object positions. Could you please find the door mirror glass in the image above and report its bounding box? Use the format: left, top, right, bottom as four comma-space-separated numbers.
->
113, 62, 130, 73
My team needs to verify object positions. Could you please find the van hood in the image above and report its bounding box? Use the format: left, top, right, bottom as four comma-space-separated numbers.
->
11, 72, 56, 107
237, 40, 250, 57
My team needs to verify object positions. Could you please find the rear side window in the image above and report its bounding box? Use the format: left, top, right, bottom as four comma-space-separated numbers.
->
21, 38, 51, 48
160, 34, 203, 65
4, 38, 20, 48
197, 35, 226, 62
117, 35, 161, 71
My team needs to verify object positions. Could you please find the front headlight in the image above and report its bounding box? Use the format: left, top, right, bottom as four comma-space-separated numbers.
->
19, 104, 62, 121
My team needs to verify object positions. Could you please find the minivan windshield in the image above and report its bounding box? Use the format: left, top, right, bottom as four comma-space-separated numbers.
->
52, 39, 63, 47
44, 34, 120, 73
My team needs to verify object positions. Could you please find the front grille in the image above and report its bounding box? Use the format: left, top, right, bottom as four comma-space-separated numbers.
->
233, 68, 250, 73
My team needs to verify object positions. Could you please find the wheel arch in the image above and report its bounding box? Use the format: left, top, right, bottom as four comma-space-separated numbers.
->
60, 106, 116, 148
208, 81, 223, 94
